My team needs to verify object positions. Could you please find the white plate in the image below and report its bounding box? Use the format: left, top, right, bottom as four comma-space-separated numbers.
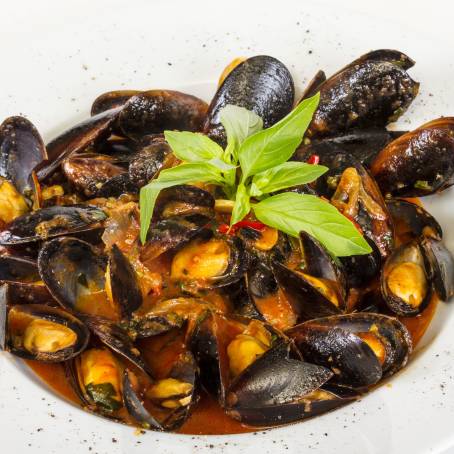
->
1, 0, 454, 453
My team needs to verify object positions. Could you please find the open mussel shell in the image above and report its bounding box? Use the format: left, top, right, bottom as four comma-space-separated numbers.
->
305, 150, 394, 260
0, 116, 47, 196
2, 303, 89, 362
62, 153, 127, 198
37, 107, 122, 181
140, 214, 211, 263
370, 118, 454, 197
420, 237, 454, 302
65, 346, 125, 418
386, 199, 442, 243
81, 315, 152, 377
169, 231, 248, 289
108, 245, 142, 320
189, 313, 278, 405
123, 351, 198, 431
226, 342, 360, 427
154, 185, 215, 221
0, 205, 107, 245
203, 55, 295, 144
128, 297, 213, 339
272, 261, 342, 322
305, 49, 419, 138
381, 240, 433, 316
118, 90, 208, 140
38, 237, 107, 313
287, 313, 412, 388
271, 232, 346, 324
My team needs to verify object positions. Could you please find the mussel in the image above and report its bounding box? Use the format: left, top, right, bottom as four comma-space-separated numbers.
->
1, 303, 89, 362
170, 231, 248, 289
190, 313, 276, 405
37, 107, 122, 181
381, 237, 454, 315
38, 237, 142, 322
123, 350, 198, 431
117, 90, 208, 140
271, 232, 346, 324
62, 153, 127, 197
386, 199, 442, 243
0, 205, 107, 245
370, 118, 454, 197
287, 313, 412, 388
381, 239, 432, 316
91, 90, 141, 116
305, 49, 419, 138
140, 214, 211, 264
225, 341, 359, 426
0, 116, 47, 196
128, 137, 177, 189
203, 55, 295, 144
66, 346, 124, 416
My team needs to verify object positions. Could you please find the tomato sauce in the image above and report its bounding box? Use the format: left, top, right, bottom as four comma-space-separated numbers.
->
23, 198, 439, 435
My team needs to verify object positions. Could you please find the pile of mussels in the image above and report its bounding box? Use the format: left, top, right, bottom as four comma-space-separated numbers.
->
1, 49, 454, 431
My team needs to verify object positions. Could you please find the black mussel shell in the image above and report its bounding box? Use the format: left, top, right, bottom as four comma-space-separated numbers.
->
386, 199, 442, 242
0, 255, 40, 282
94, 173, 138, 197
294, 127, 400, 168
128, 297, 212, 339
123, 351, 198, 431
203, 55, 294, 144
128, 137, 176, 189
421, 237, 454, 302
300, 70, 327, 102
1, 281, 52, 306
0, 116, 47, 196
2, 302, 89, 361
0, 205, 107, 245
140, 214, 211, 263
272, 247, 344, 324
226, 342, 359, 427
91, 90, 141, 116
118, 90, 208, 140
306, 50, 419, 138
38, 237, 107, 312
81, 315, 152, 377
62, 153, 126, 197
225, 277, 263, 319
37, 108, 122, 181
108, 245, 142, 320
381, 240, 433, 316
340, 238, 382, 288
154, 185, 215, 221
287, 313, 412, 388
370, 118, 454, 197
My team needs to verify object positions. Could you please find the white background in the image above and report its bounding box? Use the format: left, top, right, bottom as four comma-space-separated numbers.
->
1, 0, 454, 452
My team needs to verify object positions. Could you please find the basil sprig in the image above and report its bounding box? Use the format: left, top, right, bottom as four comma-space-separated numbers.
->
139, 93, 372, 257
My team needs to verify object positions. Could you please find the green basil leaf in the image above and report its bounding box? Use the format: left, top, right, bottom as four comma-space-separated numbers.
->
207, 157, 237, 172
253, 192, 372, 257
238, 93, 320, 179
139, 162, 225, 243
220, 104, 263, 161
164, 130, 224, 162
250, 162, 328, 196
230, 183, 250, 227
